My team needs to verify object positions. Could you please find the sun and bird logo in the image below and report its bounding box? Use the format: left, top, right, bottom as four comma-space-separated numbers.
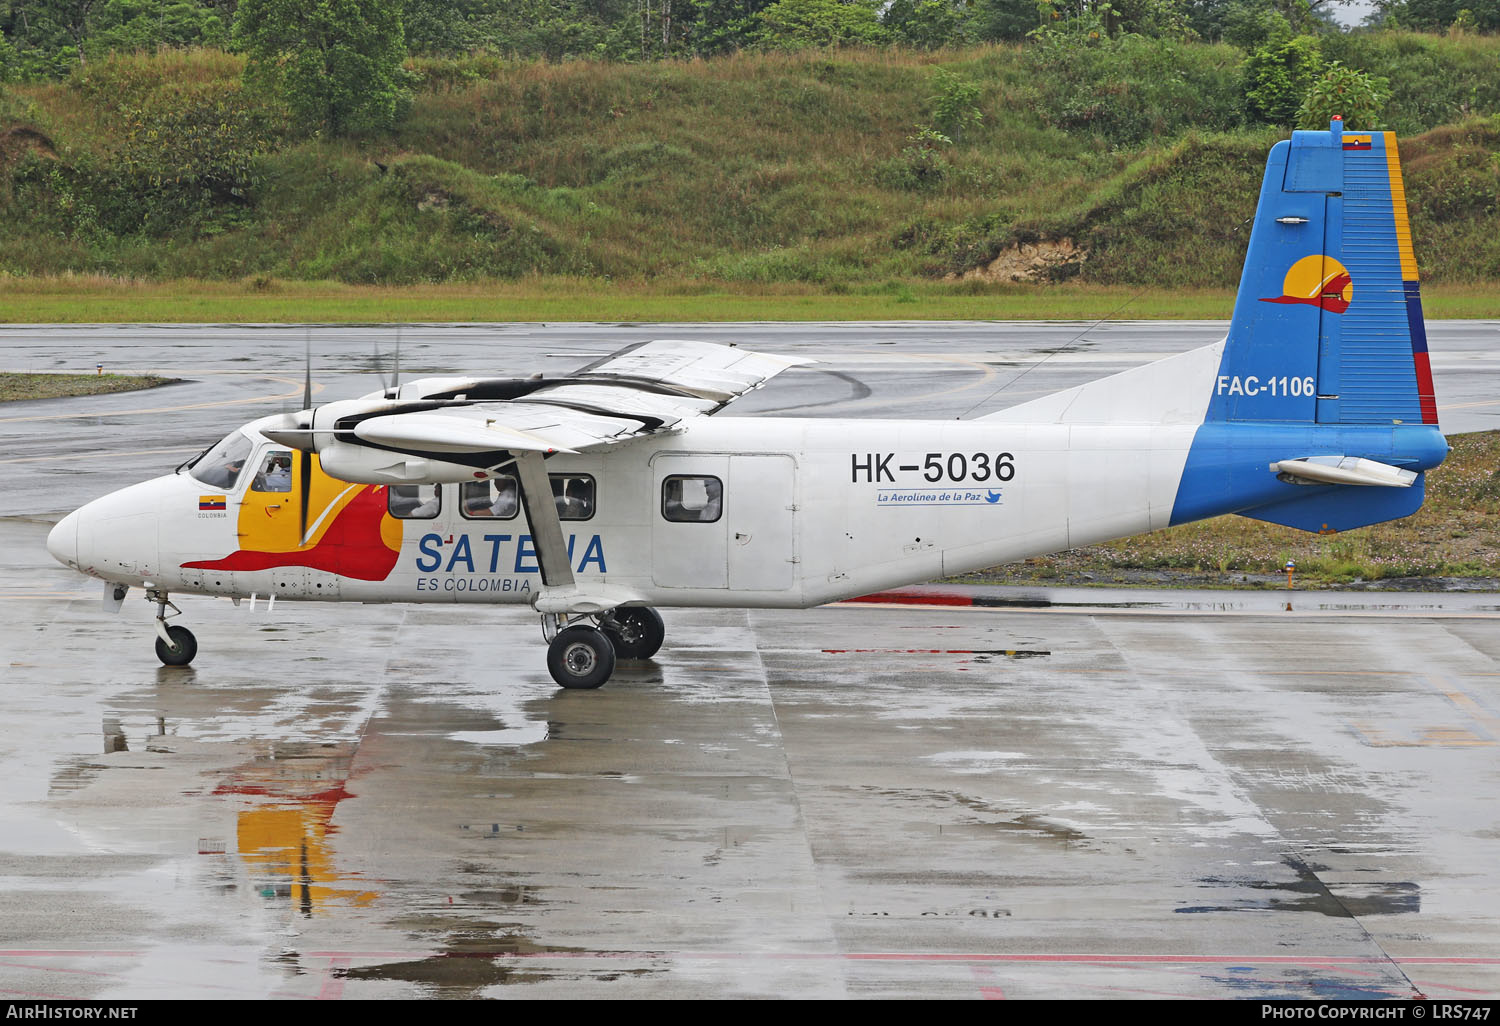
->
1261, 254, 1353, 314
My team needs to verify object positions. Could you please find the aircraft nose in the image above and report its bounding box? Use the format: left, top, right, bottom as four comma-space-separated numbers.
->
46, 510, 79, 569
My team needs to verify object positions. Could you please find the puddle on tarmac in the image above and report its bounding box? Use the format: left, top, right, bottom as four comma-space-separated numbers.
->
1177, 856, 1420, 917
863, 786, 1090, 845
335, 923, 662, 992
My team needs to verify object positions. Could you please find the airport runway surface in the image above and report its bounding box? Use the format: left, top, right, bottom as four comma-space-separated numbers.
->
2, 322, 1498, 999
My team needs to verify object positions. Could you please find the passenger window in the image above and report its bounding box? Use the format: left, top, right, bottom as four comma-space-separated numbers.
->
550, 474, 594, 521
460, 476, 519, 520
251, 450, 294, 493
662, 475, 723, 523
389, 484, 441, 520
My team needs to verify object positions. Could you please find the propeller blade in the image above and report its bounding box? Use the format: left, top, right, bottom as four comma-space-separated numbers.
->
303, 335, 313, 411
373, 343, 389, 395
393, 327, 402, 395
298, 448, 313, 545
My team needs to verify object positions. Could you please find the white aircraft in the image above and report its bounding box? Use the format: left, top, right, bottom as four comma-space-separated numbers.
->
47, 120, 1447, 689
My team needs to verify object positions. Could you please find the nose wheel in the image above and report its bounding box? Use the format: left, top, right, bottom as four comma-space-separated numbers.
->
155, 625, 198, 666
147, 589, 197, 667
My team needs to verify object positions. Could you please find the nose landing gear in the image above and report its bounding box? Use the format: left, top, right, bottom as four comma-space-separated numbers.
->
147, 589, 197, 667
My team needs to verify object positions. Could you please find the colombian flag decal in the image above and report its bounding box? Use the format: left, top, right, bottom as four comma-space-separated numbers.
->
1342, 135, 1373, 151
199, 496, 227, 511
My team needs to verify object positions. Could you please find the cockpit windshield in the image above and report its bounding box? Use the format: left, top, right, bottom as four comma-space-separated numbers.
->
188, 431, 254, 489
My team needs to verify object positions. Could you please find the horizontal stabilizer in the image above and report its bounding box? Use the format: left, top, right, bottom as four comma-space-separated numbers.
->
1269, 456, 1417, 487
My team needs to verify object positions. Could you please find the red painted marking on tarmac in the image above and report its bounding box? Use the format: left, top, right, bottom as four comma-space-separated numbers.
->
1411, 980, 1494, 995
822, 649, 986, 654
970, 965, 1004, 1000
319, 957, 348, 1001
0, 960, 122, 978
0, 951, 142, 957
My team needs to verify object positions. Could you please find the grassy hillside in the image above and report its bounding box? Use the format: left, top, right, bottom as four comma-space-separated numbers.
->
0, 38, 1496, 291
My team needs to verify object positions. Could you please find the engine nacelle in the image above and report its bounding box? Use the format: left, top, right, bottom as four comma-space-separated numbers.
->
317, 440, 490, 485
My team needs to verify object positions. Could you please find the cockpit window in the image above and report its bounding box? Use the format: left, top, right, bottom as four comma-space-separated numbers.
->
189, 431, 254, 489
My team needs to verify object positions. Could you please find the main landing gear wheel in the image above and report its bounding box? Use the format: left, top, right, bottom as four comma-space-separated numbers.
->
155, 625, 197, 667
547, 625, 616, 689
602, 606, 665, 660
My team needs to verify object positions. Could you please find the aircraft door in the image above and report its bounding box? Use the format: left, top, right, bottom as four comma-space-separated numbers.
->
242, 447, 310, 598
726, 455, 796, 591
242, 448, 298, 546
652, 455, 729, 589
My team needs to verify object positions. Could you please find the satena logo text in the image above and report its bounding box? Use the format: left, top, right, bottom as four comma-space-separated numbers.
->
415, 533, 607, 574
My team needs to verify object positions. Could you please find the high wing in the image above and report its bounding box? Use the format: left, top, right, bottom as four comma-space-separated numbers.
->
264, 340, 812, 478
389, 339, 812, 455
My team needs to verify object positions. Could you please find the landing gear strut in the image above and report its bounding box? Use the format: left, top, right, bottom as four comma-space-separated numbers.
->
541, 606, 663, 689
148, 589, 197, 667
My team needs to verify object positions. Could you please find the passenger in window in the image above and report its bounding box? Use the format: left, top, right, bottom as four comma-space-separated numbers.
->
461, 478, 518, 519
490, 477, 518, 517
553, 477, 591, 520
390, 484, 441, 519
663, 476, 722, 523
411, 486, 441, 518
254, 454, 292, 493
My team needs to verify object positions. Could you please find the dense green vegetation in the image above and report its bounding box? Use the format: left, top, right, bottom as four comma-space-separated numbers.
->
0, 4, 1496, 293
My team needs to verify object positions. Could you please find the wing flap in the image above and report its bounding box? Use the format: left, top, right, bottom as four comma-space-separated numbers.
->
574, 340, 813, 403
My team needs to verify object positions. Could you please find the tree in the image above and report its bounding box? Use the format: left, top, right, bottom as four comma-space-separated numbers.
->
756, 0, 888, 48
85, 0, 229, 56
929, 67, 982, 142
233, 0, 408, 136
883, 0, 965, 48
1296, 60, 1388, 129
1244, 32, 1324, 125
678, 0, 776, 55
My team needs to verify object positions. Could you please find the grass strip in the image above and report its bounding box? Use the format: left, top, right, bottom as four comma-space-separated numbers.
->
0, 372, 176, 401
0, 277, 1495, 324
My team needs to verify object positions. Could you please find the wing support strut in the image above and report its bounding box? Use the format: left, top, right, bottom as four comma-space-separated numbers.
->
512, 451, 574, 590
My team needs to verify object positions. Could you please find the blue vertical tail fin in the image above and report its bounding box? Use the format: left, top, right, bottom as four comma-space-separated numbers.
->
1210, 118, 1439, 428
